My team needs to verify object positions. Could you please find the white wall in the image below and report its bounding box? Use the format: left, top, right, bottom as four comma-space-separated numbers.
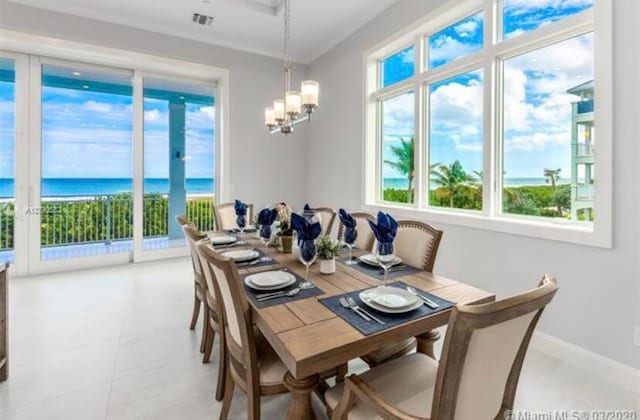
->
0, 1, 309, 211
306, 0, 640, 369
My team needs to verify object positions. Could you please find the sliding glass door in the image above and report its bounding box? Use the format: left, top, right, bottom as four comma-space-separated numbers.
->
0, 58, 16, 265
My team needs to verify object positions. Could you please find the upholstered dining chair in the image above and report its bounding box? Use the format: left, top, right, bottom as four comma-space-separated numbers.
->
361, 220, 444, 367
313, 207, 337, 237
326, 275, 559, 420
197, 243, 345, 420
176, 216, 207, 340
214, 202, 254, 231
337, 212, 376, 252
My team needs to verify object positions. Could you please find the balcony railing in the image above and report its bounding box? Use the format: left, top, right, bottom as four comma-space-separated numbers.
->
0, 194, 215, 252
575, 143, 594, 156
573, 184, 594, 201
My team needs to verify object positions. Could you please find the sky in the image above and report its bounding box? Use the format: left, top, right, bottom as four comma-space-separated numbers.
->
382, 0, 594, 180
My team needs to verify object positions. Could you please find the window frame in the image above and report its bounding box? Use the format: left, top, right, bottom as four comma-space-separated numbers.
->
363, 0, 612, 248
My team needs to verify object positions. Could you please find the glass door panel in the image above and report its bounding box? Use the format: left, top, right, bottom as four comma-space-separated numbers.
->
40, 62, 134, 260
142, 77, 215, 250
0, 58, 15, 264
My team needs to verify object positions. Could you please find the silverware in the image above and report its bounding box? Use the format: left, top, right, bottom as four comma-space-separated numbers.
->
340, 297, 371, 322
237, 256, 271, 267
378, 264, 408, 275
406, 286, 439, 309
215, 241, 247, 249
347, 297, 385, 325
257, 288, 300, 301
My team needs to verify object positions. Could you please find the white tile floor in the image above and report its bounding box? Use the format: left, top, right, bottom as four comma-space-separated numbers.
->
1, 258, 638, 419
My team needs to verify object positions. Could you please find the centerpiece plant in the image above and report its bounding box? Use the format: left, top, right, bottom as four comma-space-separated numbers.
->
274, 202, 294, 253
316, 235, 341, 274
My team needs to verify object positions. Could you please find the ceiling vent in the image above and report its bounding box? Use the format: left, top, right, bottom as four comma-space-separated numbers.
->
192, 13, 214, 26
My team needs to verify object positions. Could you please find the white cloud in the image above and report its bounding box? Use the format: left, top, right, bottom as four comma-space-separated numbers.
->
144, 109, 163, 123
454, 18, 480, 38
83, 100, 112, 113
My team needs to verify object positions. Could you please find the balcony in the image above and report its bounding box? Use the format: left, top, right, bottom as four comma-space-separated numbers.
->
0, 193, 215, 261
573, 184, 594, 201
575, 143, 595, 157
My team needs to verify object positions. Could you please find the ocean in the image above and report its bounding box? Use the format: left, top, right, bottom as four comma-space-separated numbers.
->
0, 177, 567, 199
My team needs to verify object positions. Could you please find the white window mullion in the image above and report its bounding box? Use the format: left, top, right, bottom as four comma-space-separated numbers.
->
483, 0, 497, 217
412, 34, 424, 208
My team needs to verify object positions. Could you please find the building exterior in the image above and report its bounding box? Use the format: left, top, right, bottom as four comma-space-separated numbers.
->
567, 80, 594, 221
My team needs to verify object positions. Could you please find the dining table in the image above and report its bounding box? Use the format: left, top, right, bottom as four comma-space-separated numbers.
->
232, 236, 495, 420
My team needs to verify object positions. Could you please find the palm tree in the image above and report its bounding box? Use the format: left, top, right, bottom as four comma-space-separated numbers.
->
430, 160, 476, 208
384, 137, 414, 202
543, 168, 563, 216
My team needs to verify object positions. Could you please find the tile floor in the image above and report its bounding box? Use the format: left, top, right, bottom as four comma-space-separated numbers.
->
0, 258, 638, 419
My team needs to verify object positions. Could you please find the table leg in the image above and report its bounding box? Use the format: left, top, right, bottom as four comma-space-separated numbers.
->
284, 372, 319, 420
416, 329, 441, 359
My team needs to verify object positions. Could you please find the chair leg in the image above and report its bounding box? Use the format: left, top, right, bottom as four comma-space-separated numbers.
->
335, 363, 348, 383
200, 305, 209, 354
202, 321, 215, 363
219, 365, 235, 420
190, 294, 201, 330
247, 391, 261, 420
215, 327, 227, 402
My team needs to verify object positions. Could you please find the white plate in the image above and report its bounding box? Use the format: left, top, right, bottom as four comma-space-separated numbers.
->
359, 286, 422, 314
244, 271, 296, 291
208, 235, 237, 245
358, 253, 402, 267
222, 249, 260, 262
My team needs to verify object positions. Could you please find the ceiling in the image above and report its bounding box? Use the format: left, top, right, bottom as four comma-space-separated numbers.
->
5, 0, 398, 64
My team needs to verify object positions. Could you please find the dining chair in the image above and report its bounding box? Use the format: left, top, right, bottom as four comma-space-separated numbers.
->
197, 243, 345, 420
326, 275, 559, 420
313, 207, 337, 237
361, 220, 444, 367
180, 223, 210, 356
215, 202, 255, 231
337, 212, 376, 252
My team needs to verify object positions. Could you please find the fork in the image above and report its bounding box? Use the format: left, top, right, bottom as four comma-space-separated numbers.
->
237, 256, 271, 267
405, 286, 439, 309
340, 297, 371, 322
346, 297, 385, 325
257, 288, 301, 301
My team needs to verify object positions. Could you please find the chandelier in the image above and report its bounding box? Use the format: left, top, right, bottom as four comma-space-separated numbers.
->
264, 0, 319, 134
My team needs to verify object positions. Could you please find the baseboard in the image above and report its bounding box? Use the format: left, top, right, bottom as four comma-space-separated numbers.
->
531, 331, 640, 394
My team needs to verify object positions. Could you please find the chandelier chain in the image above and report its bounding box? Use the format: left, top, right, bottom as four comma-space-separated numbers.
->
283, 0, 290, 65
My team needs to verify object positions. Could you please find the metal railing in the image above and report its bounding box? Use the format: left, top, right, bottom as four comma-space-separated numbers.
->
573, 184, 594, 201
0, 194, 215, 251
575, 143, 595, 156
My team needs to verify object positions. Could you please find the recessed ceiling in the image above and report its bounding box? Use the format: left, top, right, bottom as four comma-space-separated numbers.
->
4, 0, 398, 64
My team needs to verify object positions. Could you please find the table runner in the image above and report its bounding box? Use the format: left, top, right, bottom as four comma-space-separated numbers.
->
319, 281, 454, 335
242, 268, 324, 308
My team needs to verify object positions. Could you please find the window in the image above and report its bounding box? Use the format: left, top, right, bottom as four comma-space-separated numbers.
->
381, 46, 415, 87
366, 0, 610, 246
381, 91, 415, 204
428, 70, 483, 210
0, 58, 14, 264
428, 12, 484, 69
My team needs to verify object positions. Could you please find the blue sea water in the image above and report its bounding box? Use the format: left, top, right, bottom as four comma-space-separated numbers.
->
0, 178, 215, 198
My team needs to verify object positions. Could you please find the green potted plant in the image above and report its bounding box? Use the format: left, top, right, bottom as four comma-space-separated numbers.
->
275, 202, 293, 253
316, 235, 341, 274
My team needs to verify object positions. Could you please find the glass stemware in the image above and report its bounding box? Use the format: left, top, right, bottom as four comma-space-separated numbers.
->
344, 227, 358, 265
236, 214, 247, 238
376, 241, 396, 283
299, 239, 317, 284
259, 224, 273, 253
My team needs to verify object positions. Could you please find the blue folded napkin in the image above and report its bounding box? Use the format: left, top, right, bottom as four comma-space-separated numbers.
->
368, 211, 398, 244
302, 203, 315, 221
339, 209, 358, 244
291, 212, 322, 241
234, 200, 248, 216
257, 208, 278, 226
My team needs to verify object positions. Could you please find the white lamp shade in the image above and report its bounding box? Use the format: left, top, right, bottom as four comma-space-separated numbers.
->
264, 107, 275, 126
301, 80, 319, 106
286, 91, 302, 115
274, 99, 285, 120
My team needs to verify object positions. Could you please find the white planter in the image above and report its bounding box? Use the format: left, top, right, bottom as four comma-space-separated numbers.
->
319, 258, 336, 275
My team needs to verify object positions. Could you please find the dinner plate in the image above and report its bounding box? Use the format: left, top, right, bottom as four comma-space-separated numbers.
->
221, 249, 260, 262
358, 253, 402, 267
208, 235, 237, 245
244, 271, 296, 291
359, 286, 422, 314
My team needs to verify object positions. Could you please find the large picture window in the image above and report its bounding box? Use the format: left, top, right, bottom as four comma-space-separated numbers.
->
366, 0, 609, 246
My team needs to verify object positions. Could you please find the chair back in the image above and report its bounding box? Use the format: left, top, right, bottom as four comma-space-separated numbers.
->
175, 214, 190, 227
197, 243, 260, 393
431, 275, 559, 420
393, 220, 443, 271
337, 212, 376, 252
313, 207, 337, 237
215, 202, 254, 231
182, 224, 207, 281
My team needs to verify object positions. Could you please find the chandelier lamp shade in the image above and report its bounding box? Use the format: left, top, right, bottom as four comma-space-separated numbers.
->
264, 0, 319, 134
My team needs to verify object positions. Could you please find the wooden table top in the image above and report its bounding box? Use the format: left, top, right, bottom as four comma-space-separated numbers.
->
236, 240, 495, 379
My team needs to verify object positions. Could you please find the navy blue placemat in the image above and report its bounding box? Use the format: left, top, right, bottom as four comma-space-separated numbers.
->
319, 281, 454, 335
337, 257, 420, 281
242, 268, 324, 308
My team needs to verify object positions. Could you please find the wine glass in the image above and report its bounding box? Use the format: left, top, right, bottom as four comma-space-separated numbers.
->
236, 214, 247, 238
299, 239, 317, 286
259, 224, 273, 253
343, 227, 358, 266
376, 242, 396, 283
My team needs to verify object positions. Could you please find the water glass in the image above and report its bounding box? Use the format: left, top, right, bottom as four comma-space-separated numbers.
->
344, 227, 358, 265
299, 239, 317, 282
376, 242, 395, 283
259, 225, 273, 252
236, 214, 247, 236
